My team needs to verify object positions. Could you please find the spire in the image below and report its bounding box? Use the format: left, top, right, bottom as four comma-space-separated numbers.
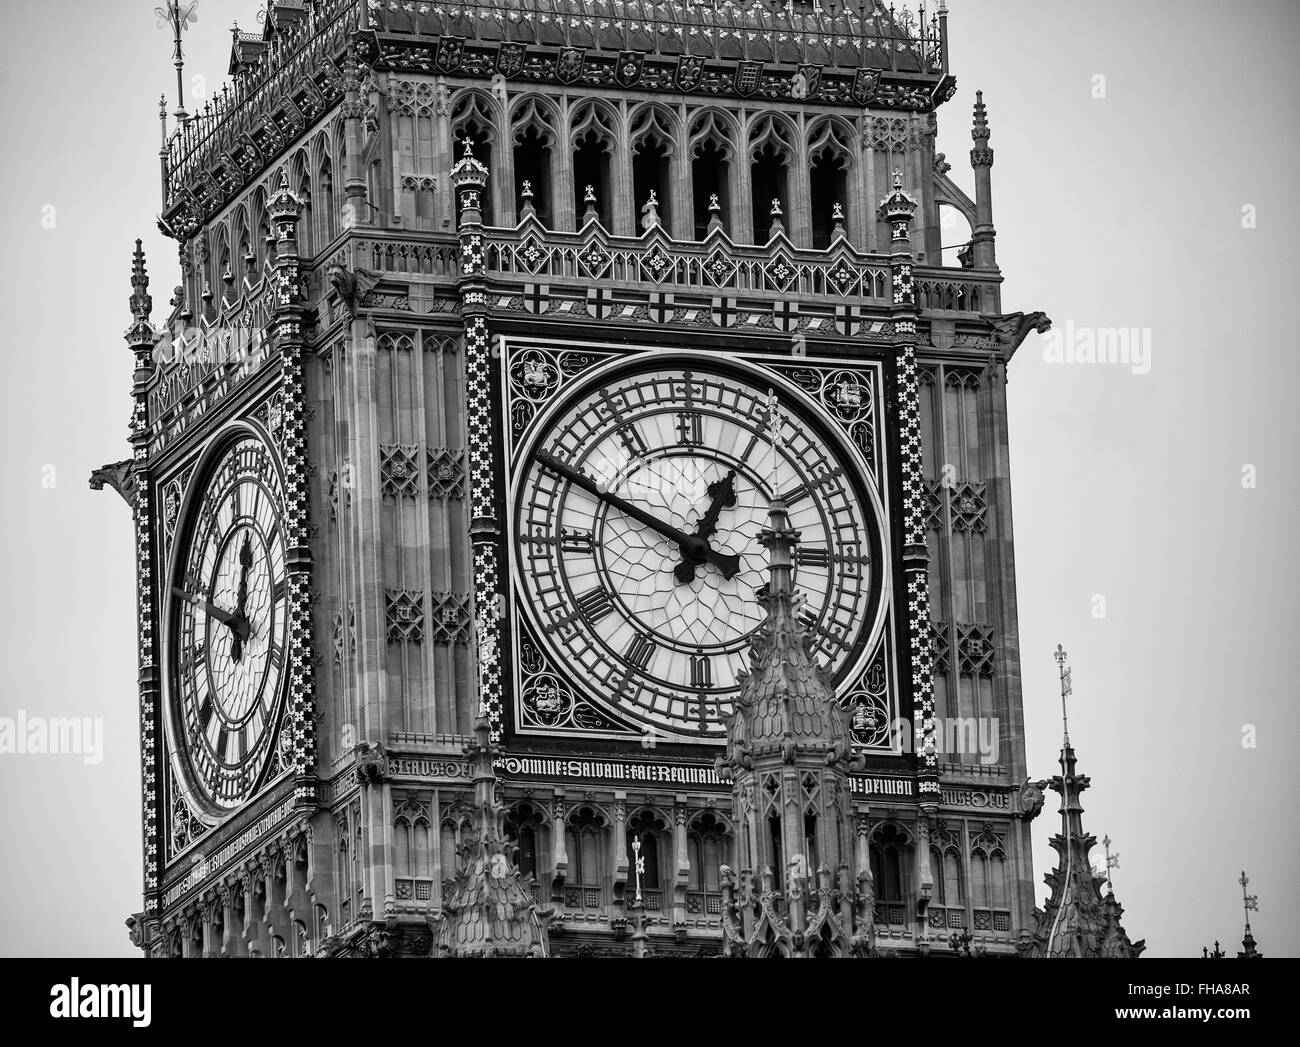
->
715, 393, 869, 958
129, 240, 153, 323
434, 629, 551, 957
159, 1, 199, 124
969, 91, 997, 266
1025, 647, 1144, 958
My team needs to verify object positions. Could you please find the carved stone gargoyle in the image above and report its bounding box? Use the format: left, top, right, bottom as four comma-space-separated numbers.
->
89, 460, 137, 509
980, 310, 1052, 353
327, 264, 381, 319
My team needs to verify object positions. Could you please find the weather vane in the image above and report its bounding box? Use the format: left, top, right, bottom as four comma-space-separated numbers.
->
1053, 643, 1072, 743
765, 388, 784, 499
156, 2, 199, 123
1239, 870, 1259, 928
1102, 834, 1119, 891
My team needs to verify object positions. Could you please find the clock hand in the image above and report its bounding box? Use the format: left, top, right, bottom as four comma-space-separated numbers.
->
536, 450, 741, 580
676, 469, 738, 583
172, 587, 252, 642
231, 535, 254, 663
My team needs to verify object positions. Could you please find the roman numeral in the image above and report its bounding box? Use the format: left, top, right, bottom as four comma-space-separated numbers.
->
617, 424, 648, 458
215, 728, 229, 763
778, 482, 810, 506
690, 654, 712, 689
626, 633, 655, 670
273, 577, 288, 603
575, 587, 615, 623
675, 411, 704, 446
798, 546, 830, 568
269, 642, 283, 669
560, 528, 595, 554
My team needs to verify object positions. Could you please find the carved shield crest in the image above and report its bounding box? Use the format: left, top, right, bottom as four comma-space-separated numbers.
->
435, 36, 464, 73
556, 47, 585, 85
675, 55, 704, 92
851, 67, 881, 106
496, 42, 525, 79
734, 60, 763, 97
615, 50, 644, 88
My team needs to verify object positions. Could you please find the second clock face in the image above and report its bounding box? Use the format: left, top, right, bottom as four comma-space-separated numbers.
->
170, 435, 289, 813
513, 359, 883, 737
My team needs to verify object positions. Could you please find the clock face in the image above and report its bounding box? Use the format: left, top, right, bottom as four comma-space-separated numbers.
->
169, 434, 289, 813
512, 360, 883, 738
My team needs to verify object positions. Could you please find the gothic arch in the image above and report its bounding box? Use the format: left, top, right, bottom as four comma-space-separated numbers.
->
509, 93, 560, 146
564, 803, 610, 889
311, 130, 336, 246
688, 107, 741, 160
290, 150, 312, 256
745, 111, 797, 163
628, 102, 678, 157
394, 797, 433, 880
567, 96, 619, 150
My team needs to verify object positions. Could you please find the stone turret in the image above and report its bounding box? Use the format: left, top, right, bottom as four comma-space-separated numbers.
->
432, 707, 552, 957
716, 498, 873, 957
1024, 738, 1144, 958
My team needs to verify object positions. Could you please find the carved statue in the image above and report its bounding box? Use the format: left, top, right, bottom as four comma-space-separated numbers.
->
327, 264, 381, 319
89, 460, 138, 509
980, 310, 1052, 352
1017, 778, 1047, 821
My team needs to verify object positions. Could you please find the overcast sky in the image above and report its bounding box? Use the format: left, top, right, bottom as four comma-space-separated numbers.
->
0, 0, 1295, 957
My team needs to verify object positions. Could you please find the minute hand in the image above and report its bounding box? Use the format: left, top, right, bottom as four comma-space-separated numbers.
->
172, 587, 246, 631
537, 451, 741, 580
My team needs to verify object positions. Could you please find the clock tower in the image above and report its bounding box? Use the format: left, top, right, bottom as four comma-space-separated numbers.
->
97, 0, 1049, 958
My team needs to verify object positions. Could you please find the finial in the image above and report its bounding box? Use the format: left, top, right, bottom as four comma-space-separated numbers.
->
973, 90, 989, 137
831, 202, 846, 240
129, 240, 152, 322
160, 1, 199, 123
583, 184, 599, 223
707, 193, 723, 233
1239, 870, 1258, 930
1102, 834, 1120, 891
519, 179, 536, 219
1054, 643, 1072, 745
768, 198, 784, 239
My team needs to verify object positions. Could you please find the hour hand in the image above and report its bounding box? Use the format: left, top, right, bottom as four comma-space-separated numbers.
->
676, 469, 738, 582
232, 536, 254, 662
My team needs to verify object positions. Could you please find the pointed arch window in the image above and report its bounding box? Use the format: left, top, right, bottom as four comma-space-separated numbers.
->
629, 106, 676, 231
689, 111, 736, 238
748, 115, 794, 243
505, 801, 548, 886
869, 824, 908, 905
808, 120, 853, 249
570, 101, 616, 229
451, 92, 497, 223
511, 97, 558, 227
